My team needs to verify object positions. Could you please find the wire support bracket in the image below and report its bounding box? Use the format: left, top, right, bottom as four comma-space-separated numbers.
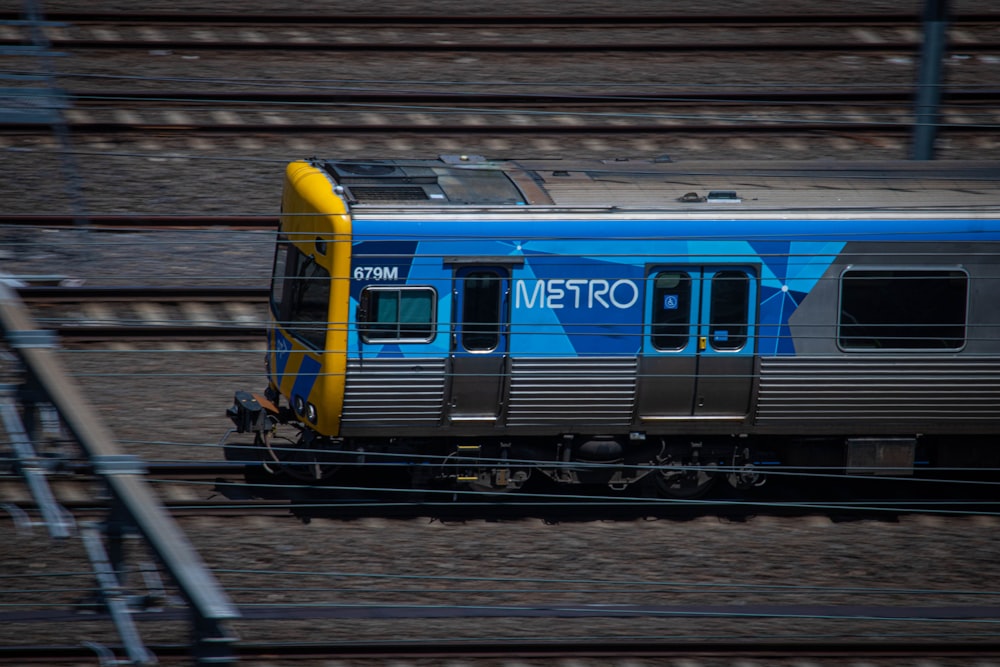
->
0, 391, 74, 539
81, 524, 158, 666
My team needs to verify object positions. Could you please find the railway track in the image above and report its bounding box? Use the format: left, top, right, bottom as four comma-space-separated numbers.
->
9, 89, 998, 137
3, 455, 999, 523
3, 318, 999, 665
13, 11, 1000, 23
3, 12, 999, 52
4, 638, 1000, 665
0, 214, 276, 229
3, 11, 996, 142
17, 286, 268, 343
4, 8, 998, 164
12, 98, 999, 139
61, 89, 1000, 105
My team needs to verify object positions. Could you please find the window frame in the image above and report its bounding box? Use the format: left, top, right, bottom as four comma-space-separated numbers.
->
837, 266, 969, 352
650, 270, 693, 351
357, 285, 438, 344
708, 269, 750, 352
270, 238, 332, 351
459, 269, 503, 352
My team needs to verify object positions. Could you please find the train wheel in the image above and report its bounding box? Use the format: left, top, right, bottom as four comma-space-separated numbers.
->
654, 463, 718, 499
260, 430, 339, 482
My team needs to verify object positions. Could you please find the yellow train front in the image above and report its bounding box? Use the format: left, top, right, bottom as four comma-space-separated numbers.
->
225, 156, 1000, 498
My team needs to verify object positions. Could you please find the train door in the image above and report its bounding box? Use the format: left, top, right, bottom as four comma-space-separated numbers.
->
637, 266, 756, 419
447, 266, 510, 422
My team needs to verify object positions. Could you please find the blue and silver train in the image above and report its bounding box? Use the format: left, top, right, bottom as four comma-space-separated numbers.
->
226, 156, 1000, 496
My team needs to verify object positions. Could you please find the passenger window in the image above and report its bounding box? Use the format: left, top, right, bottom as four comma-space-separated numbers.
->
271, 241, 332, 350
270, 235, 291, 319
709, 271, 749, 350
358, 287, 436, 343
651, 271, 691, 350
287, 253, 331, 350
839, 269, 967, 349
462, 271, 501, 351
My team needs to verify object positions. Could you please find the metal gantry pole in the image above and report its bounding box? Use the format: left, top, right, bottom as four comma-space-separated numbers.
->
0, 284, 241, 664
912, 0, 949, 160
81, 524, 158, 666
17, 0, 90, 231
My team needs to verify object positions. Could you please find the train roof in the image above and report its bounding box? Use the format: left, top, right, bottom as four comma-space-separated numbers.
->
317, 157, 1000, 216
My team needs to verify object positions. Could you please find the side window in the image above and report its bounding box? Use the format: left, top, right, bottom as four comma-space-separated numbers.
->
462, 271, 502, 351
709, 270, 749, 350
651, 271, 691, 350
270, 235, 292, 321
270, 237, 331, 350
358, 287, 436, 343
839, 269, 967, 350
287, 254, 331, 350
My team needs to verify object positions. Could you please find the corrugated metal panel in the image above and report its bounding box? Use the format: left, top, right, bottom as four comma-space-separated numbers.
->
757, 357, 1000, 421
342, 358, 446, 425
506, 357, 637, 426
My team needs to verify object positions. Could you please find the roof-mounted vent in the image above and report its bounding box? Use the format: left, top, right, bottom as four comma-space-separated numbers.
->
324, 161, 439, 186
348, 186, 433, 203
332, 162, 398, 177
439, 154, 486, 164
706, 190, 742, 203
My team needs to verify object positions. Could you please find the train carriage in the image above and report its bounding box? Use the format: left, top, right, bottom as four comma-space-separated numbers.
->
226, 156, 1000, 496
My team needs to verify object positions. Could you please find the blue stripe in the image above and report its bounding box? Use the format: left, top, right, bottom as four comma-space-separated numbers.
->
354, 217, 1000, 243
292, 356, 322, 405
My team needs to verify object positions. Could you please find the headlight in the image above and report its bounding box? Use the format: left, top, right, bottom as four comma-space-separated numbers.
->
306, 402, 318, 423
293, 395, 305, 415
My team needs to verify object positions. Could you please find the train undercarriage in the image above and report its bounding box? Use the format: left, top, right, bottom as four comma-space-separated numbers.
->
223, 390, 1000, 499
221, 391, 815, 499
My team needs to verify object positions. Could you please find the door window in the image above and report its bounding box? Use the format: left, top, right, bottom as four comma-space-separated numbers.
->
461, 270, 502, 351
651, 271, 692, 350
709, 270, 749, 350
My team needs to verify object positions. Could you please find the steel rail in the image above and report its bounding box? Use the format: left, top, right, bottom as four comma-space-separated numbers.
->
50, 325, 265, 342
3, 492, 999, 524
4, 14, 999, 52
0, 460, 250, 478
3, 638, 1000, 665
7, 12, 1000, 25
236, 638, 1000, 661
0, 10, 1000, 28
6, 120, 990, 134
7, 602, 1000, 626
17, 285, 269, 302
63, 88, 1000, 106
10, 37, 999, 52
18, 286, 269, 342
0, 214, 277, 229
6, 497, 998, 520
0, 497, 294, 518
